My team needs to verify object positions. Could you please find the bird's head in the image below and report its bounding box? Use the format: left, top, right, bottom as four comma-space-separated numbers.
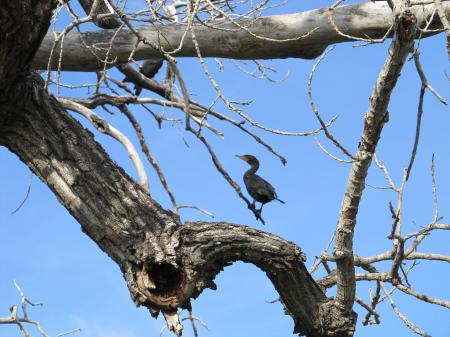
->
236, 154, 259, 167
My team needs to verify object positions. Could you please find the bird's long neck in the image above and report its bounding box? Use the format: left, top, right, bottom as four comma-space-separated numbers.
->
245, 162, 259, 176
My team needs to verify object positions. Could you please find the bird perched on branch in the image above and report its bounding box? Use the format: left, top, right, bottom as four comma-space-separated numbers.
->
236, 154, 284, 214
123, 58, 164, 96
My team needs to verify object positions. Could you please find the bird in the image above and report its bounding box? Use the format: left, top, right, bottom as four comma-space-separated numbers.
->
236, 154, 284, 214
123, 58, 164, 96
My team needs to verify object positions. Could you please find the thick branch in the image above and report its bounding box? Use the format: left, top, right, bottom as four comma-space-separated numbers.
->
178, 222, 329, 336
0, 74, 176, 265
0, 73, 335, 336
32, 2, 448, 71
0, 1, 54, 92
333, 11, 416, 312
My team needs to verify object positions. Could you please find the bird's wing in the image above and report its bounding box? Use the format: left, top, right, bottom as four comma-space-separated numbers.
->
254, 175, 276, 197
141, 58, 164, 78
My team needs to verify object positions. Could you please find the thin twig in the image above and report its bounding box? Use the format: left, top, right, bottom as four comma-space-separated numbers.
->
308, 46, 356, 160
406, 85, 426, 181
177, 205, 215, 218
11, 173, 33, 214
118, 105, 178, 209
413, 52, 448, 104
381, 283, 431, 337
355, 297, 381, 325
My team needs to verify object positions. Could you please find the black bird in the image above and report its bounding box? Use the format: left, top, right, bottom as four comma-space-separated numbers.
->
123, 58, 164, 96
236, 154, 284, 213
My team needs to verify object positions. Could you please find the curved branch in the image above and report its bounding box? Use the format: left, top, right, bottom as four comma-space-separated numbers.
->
58, 97, 149, 191
179, 222, 327, 335
0, 73, 338, 337
1, 2, 448, 337
32, 2, 448, 71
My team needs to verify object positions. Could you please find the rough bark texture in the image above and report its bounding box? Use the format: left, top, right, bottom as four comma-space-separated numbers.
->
32, 1, 448, 71
333, 10, 417, 313
0, 1, 54, 94
0, 2, 351, 336
0, 74, 333, 335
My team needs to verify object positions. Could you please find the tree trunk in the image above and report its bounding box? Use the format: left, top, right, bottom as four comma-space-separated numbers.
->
0, 2, 356, 336
0, 70, 350, 336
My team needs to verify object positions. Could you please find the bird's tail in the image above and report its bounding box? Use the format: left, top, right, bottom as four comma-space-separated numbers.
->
276, 198, 285, 204
134, 85, 143, 96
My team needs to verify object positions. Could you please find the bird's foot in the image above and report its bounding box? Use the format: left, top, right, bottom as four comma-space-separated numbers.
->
252, 207, 265, 224
247, 202, 265, 224
256, 212, 265, 225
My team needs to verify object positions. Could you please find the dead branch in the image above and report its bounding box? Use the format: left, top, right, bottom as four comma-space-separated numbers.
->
33, 2, 449, 71
58, 97, 150, 191
333, 9, 416, 313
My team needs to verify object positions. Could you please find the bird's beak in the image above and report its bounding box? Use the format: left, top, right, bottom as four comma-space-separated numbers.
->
235, 155, 245, 161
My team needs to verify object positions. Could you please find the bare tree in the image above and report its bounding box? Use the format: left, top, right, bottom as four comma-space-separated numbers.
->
0, 1, 449, 337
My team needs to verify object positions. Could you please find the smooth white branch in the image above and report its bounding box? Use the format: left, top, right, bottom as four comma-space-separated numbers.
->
32, 2, 448, 71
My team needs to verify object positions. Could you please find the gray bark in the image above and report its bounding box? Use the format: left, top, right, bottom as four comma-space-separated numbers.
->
0, 71, 337, 336
33, 2, 448, 71
0, 2, 354, 336
2, 1, 446, 336
333, 9, 417, 313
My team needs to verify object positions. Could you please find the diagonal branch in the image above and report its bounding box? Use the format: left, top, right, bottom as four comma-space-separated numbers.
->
0, 72, 334, 337
381, 283, 431, 337
333, 10, 416, 313
59, 97, 150, 191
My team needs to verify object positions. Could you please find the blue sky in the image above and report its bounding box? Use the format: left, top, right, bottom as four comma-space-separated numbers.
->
1, 1, 450, 337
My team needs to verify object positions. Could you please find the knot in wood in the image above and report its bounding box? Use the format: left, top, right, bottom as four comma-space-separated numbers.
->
317, 299, 357, 337
91, 115, 108, 132
333, 249, 352, 260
